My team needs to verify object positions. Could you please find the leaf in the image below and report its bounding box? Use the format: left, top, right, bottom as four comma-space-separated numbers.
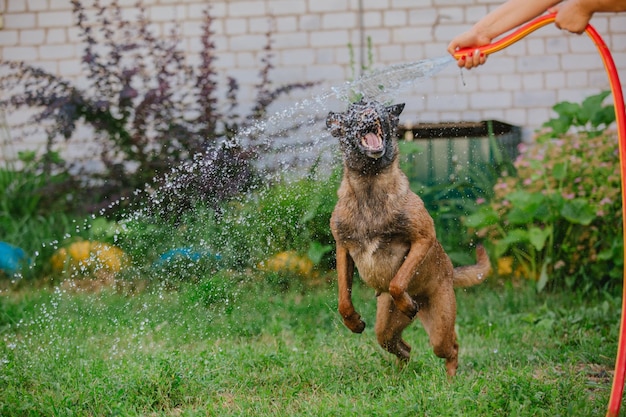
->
544, 102, 578, 134
463, 206, 499, 229
495, 229, 528, 258
505, 191, 546, 224
581, 90, 611, 114
17, 150, 37, 164
590, 104, 616, 129
542, 115, 572, 136
507, 190, 546, 211
506, 207, 535, 225
307, 241, 333, 265
597, 237, 623, 262
560, 199, 596, 225
597, 247, 613, 261
552, 162, 567, 181
581, 90, 611, 126
398, 141, 423, 155
552, 101, 579, 120
528, 226, 552, 251
536, 258, 551, 292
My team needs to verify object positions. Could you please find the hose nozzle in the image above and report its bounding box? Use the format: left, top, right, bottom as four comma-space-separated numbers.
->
453, 12, 557, 60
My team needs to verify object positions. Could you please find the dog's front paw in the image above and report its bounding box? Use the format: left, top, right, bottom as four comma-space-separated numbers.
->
389, 284, 419, 319
396, 295, 419, 320
343, 313, 366, 333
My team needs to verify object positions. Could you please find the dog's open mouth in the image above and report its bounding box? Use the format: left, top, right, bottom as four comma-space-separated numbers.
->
356, 109, 387, 159
361, 132, 385, 159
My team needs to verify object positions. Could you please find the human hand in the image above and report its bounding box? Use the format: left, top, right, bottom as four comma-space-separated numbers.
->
447, 29, 491, 69
550, 0, 593, 34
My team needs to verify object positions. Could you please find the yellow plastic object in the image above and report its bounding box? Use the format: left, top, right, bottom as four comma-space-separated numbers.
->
51, 241, 129, 274
258, 251, 316, 278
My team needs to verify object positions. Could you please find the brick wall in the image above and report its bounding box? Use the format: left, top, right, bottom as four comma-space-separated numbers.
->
1, 0, 625, 160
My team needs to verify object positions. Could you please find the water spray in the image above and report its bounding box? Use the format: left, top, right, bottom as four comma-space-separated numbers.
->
454, 12, 625, 417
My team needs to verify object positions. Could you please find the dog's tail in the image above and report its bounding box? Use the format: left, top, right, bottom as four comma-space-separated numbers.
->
453, 244, 491, 288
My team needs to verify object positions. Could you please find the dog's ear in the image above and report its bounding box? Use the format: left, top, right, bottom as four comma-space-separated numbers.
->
387, 103, 405, 117
326, 111, 346, 137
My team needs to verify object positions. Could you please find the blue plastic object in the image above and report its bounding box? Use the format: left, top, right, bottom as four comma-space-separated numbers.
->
0, 242, 27, 276
154, 247, 221, 268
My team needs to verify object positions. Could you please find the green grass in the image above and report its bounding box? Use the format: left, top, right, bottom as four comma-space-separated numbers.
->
0, 275, 620, 416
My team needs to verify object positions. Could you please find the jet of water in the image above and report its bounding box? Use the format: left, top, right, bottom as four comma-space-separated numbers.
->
237, 55, 455, 175
25, 55, 456, 279
331, 55, 454, 104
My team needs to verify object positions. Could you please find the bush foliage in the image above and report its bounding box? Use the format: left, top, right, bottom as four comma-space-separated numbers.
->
466, 91, 621, 292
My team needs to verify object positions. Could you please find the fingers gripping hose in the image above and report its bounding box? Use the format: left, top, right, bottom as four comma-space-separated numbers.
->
455, 12, 626, 417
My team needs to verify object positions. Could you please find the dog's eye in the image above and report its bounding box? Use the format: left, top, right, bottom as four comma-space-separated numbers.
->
374, 119, 382, 134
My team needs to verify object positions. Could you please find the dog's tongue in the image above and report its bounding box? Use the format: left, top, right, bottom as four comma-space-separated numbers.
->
364, 132, 382, 150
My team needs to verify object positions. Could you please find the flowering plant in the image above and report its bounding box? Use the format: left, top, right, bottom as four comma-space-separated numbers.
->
465, 92, 622, 292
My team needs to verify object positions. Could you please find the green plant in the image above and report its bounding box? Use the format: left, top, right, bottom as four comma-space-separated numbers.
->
0, 151, 84, 279
215, 167, 340, 271
399, 134, 513, 265
185, 271, 247, 308
71, 165, 339, 285
465, 92, 620, 292
0, 151, 68, 220
414, 162, 502, 265
346, 36, 379, 103
348, 36, 374, 81
539, 90, 615, 139
0, 280, 617, 415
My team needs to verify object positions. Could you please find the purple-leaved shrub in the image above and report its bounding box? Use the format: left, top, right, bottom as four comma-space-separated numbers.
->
0, 0, 316, 215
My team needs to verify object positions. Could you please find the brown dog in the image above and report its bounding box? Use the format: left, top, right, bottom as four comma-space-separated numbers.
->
326, 100, 491, 376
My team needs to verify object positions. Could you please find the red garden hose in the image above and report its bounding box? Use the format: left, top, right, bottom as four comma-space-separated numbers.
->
454, 12, 626, 417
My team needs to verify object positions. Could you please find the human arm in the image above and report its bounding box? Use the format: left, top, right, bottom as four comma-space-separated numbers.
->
447, 0, 561, 69
554, 0, 626, 34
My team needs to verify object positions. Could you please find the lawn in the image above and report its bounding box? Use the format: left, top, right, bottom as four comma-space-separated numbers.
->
0, 274, 620, 416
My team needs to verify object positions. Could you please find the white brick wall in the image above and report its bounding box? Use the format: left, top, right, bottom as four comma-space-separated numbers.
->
1, 0, 625, 160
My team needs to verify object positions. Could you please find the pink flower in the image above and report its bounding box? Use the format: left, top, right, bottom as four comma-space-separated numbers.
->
600, 197, 612, 205
523, 178, 532, 186
563, 193, 575, 200
476, 198, 486, 205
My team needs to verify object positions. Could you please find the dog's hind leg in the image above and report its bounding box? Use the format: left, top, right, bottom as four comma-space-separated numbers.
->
417, 290, 459, 376
375, 292, 413, 361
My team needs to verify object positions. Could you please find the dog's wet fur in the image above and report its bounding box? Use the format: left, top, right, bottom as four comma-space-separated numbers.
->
327, 100, 491, 376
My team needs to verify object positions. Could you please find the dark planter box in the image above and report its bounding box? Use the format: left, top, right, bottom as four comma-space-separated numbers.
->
397, 120, 522, 186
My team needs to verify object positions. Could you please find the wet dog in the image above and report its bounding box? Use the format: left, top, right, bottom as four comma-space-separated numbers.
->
326, 100, 491, 376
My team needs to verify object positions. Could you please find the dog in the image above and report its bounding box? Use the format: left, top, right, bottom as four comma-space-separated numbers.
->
326, 100, 491, 376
